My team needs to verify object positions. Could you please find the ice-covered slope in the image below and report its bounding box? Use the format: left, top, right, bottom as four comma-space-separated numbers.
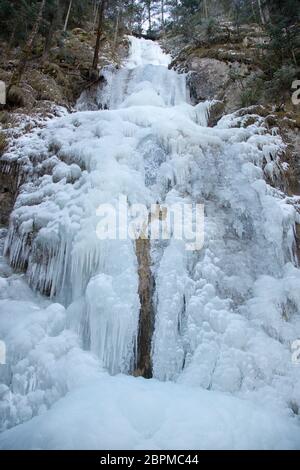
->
0, 37, 300, 449
1, 372, 300, 450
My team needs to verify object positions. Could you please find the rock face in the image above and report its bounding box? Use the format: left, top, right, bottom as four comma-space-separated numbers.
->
0, 185, 13, 226
207, 100, 225, 127
279, 122, 300, 196
0, 162, 18, 226
134, 238, 155, 379
187, 57, 230, 103
162, 21, 270, 117
186, 57, 257, 114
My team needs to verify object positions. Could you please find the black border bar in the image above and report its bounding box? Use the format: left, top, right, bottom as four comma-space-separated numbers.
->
0, 450, 298, 466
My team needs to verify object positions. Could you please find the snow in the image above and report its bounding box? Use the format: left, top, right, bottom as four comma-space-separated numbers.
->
0, 37, 300, 449
0, 374, 299, 450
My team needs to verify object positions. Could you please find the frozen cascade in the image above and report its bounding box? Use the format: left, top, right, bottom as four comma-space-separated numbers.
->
77, 36, 188, 111
0, 36, 300, 447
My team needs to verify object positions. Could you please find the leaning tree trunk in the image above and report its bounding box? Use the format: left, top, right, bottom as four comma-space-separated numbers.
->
8, 0, 46, 91
63, 0, 73, 32
92, 0, 107, 71
257, 0, 266, 25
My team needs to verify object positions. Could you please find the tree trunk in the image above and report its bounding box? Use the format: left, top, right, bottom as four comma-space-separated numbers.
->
203, 0, 209, 19
92, 0, 107, 71
6, 23, 17, 57
251, 0, 258, 22
8, 0, 46, 91
148, 2, 152, 33
174, 0, 179, 26
63, 0, 73, 32
92, 1, 100, 31
113, 7, 121, 51
257, 0, 266, 25
43, 14, 55, 57
44, 0, 63, 58
161, 0, 165, 31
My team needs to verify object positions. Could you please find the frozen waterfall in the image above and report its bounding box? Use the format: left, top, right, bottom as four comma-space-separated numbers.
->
77, 36, 188, 110
0, 36, 300, 449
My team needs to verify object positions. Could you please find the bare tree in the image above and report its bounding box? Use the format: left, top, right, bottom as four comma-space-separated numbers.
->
92, 0, 107, 70
161, 0, 165, 30
257, 0, 266, 25
63, 0, 73, 32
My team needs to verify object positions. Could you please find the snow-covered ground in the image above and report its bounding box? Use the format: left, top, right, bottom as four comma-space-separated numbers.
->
1, 372, 300, 450
0, 37, 300, 449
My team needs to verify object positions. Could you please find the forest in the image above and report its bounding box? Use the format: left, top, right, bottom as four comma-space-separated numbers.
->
0, 1, 298, 95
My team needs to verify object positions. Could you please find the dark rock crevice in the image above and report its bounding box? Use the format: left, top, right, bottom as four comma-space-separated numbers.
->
0, 160, 21, 227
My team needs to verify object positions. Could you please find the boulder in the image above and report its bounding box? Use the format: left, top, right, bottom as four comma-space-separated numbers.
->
208, 100, 225, 127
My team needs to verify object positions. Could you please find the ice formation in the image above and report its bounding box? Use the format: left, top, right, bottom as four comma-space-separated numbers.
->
0, 36, 300, 449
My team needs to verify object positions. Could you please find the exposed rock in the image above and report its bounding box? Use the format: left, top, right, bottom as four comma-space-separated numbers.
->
296, 224, 300, 262
7, 86, 26, 107
163, 22, 272, 114
278, 124, 300, 196
234, 105, 269, 118
0, 161, 19, 226
187, 58, 230, 103
133, 237, 155, 379
26, 69, 65, 105
186, 57, 255, 113
0, 132, 7, 154
207, 100, 225, 127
